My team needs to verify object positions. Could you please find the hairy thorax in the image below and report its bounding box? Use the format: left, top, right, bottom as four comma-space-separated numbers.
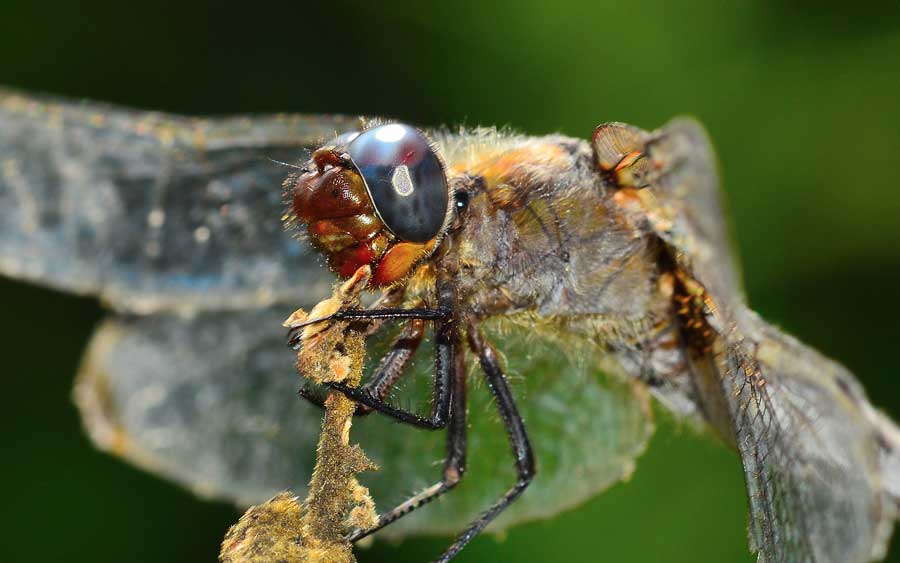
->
429, 130, 697, 416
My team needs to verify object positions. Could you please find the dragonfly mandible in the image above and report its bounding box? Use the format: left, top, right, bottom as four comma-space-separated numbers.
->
1, 87, 897, 563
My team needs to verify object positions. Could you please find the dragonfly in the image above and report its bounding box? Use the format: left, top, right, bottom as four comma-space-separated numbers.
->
1, 86, 898, 563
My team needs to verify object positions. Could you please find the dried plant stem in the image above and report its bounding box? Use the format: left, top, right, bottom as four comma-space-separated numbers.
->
220, 266, 377, 563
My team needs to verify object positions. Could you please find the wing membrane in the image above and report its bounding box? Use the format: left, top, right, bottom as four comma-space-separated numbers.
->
645, 118, 744, 311
0, 87, 358, 313
638, 121, 900, 561
641, 123, 900, 560
74, 308, 654, 537
596, 118, 900, 560
717, 312, 899, 562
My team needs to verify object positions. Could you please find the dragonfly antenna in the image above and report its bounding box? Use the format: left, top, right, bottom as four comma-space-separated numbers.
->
268, 157, 307, 170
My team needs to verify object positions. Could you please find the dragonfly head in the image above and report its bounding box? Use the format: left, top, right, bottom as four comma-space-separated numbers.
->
287, 123, 451, 287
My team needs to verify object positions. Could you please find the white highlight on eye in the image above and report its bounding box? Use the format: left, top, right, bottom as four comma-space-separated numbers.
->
375, 123, 407, 143
391, 165, 414, 196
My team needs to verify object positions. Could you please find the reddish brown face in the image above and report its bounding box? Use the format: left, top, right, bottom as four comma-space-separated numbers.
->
290, 146, 387, 279
288, 139, 442, 287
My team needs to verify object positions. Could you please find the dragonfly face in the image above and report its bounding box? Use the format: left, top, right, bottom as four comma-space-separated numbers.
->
288, 123, 450, 285
1, 88, 897, 563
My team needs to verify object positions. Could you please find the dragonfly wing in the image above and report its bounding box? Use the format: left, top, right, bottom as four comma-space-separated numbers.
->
639, 120, 900, 560
74, 309, 654, 537
74, 305, 324, 506
0, 87, 358, 313
595, 119, 899, 559
717, 311, 899, 562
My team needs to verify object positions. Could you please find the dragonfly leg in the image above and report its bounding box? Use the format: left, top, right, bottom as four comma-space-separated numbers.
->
325, 282, 457, 429
296, 385, 329, 409
428, 326, 535, 563
286, 286, 412, 348
346, 331, 467, 542
297, 318, 425, 417
331, 306, 452, 322
354, 318, 425, 415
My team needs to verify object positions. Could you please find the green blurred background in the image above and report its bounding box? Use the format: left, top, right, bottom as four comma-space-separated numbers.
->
2, 1, 899, 561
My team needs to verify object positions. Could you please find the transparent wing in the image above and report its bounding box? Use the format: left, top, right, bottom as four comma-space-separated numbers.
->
643, 120, 900, 560
717, 313, 899, 563
74, 305, 323, 506
74, 308, 654, 537
0, 87, 359, 313
596, 118, 899, 560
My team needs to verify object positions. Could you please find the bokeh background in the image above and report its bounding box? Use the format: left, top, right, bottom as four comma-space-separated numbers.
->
2, 1, 899, 562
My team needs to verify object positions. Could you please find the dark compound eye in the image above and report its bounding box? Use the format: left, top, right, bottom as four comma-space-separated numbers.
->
346, 123, 449, 243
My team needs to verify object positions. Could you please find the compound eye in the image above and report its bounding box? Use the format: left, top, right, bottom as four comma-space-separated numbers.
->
346, 123, 448, 243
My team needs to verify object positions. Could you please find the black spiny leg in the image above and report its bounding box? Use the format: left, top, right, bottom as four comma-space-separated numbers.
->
427, 326, 535, 563
298, 318, 425, 416
354, 318, 425, 414
285, 286, 410, 349
332, 307, 451, 322
347, 325, 467, 542
326, 301, 454, 429
299, 280, 535, 563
